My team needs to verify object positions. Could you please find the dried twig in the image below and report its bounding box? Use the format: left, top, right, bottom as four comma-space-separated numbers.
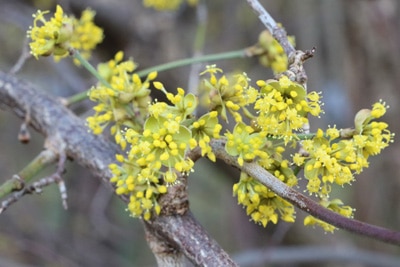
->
0, 150, 58, 199
0, 151, 68, 213
0, 174, 64, 213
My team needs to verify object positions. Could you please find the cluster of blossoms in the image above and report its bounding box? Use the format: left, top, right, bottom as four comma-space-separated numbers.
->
233, 145, 298, 226
27, 5, 103, 62
292, 100, 393, 231
200, 65, 258, 123
255, 76, 322, 142
27, 6, 394, 231
87, 51, 157, 149
199, 67, 316, 226
200, 68, 393, 230
233, 172, 295, 227
256, 30, 295, 74
106, 80, 223, 219
143, 0, 198, 11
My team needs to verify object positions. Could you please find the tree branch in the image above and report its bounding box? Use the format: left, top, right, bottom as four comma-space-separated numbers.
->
0, 71, 237, 266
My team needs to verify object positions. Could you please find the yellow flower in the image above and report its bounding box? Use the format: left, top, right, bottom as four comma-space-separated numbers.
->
67, 8, 104, 63
27, 5, 73, 59
201, 66, 258, 122
87, 52, 156, 139
27, 5, 103, 61
257, 30, 295, 73
190, 111, 222, 161
225, 122, 268, 166
255, 76, 322, 141
233, 172, 296, 227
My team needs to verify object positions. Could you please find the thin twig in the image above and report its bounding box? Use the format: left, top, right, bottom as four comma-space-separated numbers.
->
187, 2, 208, 97
9, 37, 31, 75
0, 150, 58, 199
246, 0, 295, 56
0, 174, 63, 213
0, 151, 68, 213
55, 152, 68, 209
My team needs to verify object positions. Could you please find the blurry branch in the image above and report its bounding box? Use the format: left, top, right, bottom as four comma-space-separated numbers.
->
0, 150, 57, 199
187, 2, 208, 96
9, 37, 31, 75
0, 151, 67, 213
0, 71, 237, 266
135, 49, 249, 77
233, 245, 400, 267
66, 47, 253, 106
210, 139, 400, 246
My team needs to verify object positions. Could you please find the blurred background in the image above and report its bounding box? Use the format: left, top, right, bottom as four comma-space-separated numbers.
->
0, 0, 400, 266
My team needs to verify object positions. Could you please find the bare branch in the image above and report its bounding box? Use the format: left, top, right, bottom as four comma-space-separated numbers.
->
0, 173, 63, 213
0, 151, 68, 213
0, 149, 57, 199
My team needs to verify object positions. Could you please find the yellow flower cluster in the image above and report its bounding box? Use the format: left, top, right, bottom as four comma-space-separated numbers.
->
255, 75, 322, 142
304, 198, 354, 232
80, 58, 228, 221
27, 5, 103, 61
297, 128, 354, 196
294, 101, 393, 198
233, 172, 295, 227
257, 30, 295, 73
28, 5, 395, 233
109, 114, 195, 219
354, 101, 394, 158
200, 65, 258, 122
225, 122, 268, 166
293, 101, 393, 231
87, 52, 157, 149
190, 111, 222, 162
143, 0, 198, 11
231, 140, 298, 226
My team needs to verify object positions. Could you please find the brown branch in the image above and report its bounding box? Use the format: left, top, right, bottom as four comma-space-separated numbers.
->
0, 71, 238, 266
145, 212, 238, 266
210, 139, 400, 246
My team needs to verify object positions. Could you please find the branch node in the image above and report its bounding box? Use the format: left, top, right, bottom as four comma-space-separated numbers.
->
18, 122, 31, 144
